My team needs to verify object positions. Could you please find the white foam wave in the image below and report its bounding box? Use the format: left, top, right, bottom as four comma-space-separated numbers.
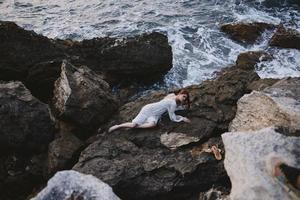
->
0, 0, 299, 87
257, 48, 300, 78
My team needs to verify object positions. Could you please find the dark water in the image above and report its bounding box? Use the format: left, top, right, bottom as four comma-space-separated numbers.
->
1, 0, 299, 88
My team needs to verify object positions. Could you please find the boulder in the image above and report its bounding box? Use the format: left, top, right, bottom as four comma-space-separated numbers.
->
0, 21, 64, 82
269, 25, 300, 49
25, 60, 63, 102
48, 132, 84, 176
0, 81, 55, 200
222, 127, 300, 200
222, 76, 300, 200
160, 132, 200, 150
32, 170, 120, 200
0, 21, 172, 102
0, 153, 47, 200
52, 61, 119, 132
73, 51, 263, 199
0, 81, 54, 152
198, 187, 230, 200
64, 32, 173, 84
235, 51, 272, 70
230, 78, 300, 132
221, 22, 274, 44
247, 78, 280, 91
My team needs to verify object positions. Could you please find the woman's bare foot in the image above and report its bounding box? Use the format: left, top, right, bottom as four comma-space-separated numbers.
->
108, 125, 120, 133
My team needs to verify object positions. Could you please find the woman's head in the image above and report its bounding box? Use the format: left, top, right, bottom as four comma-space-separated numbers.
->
174, 89, 190, 109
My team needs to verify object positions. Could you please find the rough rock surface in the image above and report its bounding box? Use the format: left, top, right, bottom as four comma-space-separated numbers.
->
221, 22, 274, 43
64, 32, 172, 84
269, 25, 300, 49
222, 127, 300, 200
247, 78, 280, 91
230, 78, 300, 132
0, 81, 55, 200
0, 153, 48, 200
235, 51, 272, 70
0, 81, 54, 152
160, 132, 200, 150
0, 21, 172, 101
52, 61, 118, 131
32, 170, 120, 200
73, 51, 263, 200
25, 60, 63, 102
0, 21, 64, 82
223, 76, 300, 200
48, 132, 84, 176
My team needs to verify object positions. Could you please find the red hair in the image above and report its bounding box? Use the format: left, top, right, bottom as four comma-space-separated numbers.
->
174, 89, 190, 109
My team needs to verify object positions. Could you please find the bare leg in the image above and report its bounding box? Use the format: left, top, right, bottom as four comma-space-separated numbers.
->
137, 122, 156, 129
108, 122, 137, 133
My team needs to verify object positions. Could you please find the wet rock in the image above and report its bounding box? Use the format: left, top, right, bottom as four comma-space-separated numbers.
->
65, 32, 172, 84
235, 51, 272, 70
269, 25, 300, 49
0, 21, 172, 102
160, 132, 200, 150
221, 22, 274, 44
0, 81, 54, 200
32, 170, 120, 200
0, 81, 54, 152
0, 21, 64, 82
230, 77, 300, 132
52, 61, 118, 132
247, 78, 280, 91
48, 132, 84, 176
222, 127, 300, 200
73, 51, 263, 199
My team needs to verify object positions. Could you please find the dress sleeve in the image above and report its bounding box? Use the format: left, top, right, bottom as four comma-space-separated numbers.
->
175, 105, 185, 111
167, 101, 184, 122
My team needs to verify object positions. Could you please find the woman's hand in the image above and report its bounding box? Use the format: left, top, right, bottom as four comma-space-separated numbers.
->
183, 117, 191, 123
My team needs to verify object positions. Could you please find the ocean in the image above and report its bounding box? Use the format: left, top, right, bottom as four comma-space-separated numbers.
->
1, 0, 299, 88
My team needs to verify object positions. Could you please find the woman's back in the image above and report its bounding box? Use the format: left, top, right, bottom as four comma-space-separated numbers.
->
142, 98, 176, 117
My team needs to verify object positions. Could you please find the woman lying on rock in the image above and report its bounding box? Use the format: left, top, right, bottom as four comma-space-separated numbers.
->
108, 89, 191, 133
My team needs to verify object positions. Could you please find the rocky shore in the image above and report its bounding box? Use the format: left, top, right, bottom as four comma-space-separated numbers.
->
0, 21, 299, 200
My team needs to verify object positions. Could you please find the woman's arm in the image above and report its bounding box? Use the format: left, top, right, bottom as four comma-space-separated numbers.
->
175, 105, 187, 111
167, 102, 185, 122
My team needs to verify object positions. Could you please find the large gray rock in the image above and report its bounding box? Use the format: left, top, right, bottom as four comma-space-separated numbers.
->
73, 51, 263, 199
222, 127, 300, 200
32, 170, 120, 200
223, 77, 300, 200
0, 81, 54, 152
52, 61, 118, 131
230, 78, 300, 132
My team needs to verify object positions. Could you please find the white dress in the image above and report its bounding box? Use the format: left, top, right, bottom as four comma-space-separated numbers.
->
132, 97, 185, 125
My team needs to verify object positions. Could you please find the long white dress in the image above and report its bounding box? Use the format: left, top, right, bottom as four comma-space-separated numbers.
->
132, 97, 185, 125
